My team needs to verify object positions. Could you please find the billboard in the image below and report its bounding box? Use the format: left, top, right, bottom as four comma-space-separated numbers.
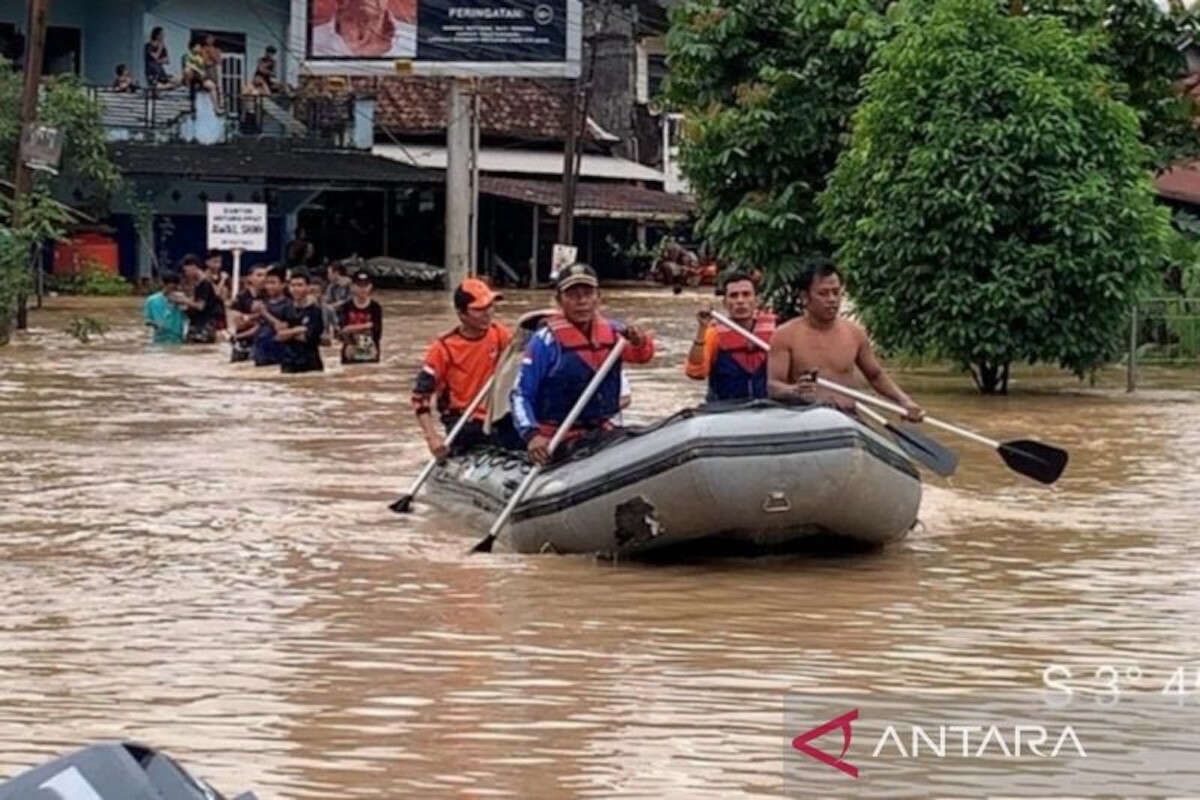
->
293, 0, 581, 77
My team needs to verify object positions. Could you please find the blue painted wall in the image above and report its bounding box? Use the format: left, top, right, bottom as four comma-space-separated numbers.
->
144, 0, 289, 89
0, 0, 290, 86
85, 0, 141, 86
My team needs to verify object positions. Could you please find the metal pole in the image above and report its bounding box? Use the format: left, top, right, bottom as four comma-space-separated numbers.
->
231, 248, 242, 298
1127, 302, 1138, 393
557, 80, 578, 246
469, 79, 481, 278
444, 78, 472, 291
530, 204, 539, 288
12, 0, 51, 331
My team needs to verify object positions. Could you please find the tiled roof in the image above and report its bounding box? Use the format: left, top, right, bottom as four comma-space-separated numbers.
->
480, 176, 693, 220
1156, 162, 1200, 204
109, 140, 439, 184
298, 75, 609, 143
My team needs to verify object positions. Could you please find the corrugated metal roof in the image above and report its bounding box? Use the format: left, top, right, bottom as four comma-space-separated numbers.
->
374, 144, 666, 182
110, 140, 439, 184
480, 176, 693, 221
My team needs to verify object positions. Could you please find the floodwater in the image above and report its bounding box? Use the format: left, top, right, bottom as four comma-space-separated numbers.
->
1, 288, 1198, 798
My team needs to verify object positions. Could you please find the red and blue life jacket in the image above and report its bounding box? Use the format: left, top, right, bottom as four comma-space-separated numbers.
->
708, 312, 775, 402
535, 314, 623, 432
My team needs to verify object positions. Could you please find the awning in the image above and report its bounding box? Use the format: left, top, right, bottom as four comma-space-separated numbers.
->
480, 176, 693, 222
109, 141, 439, 185
373, 144, 666, 183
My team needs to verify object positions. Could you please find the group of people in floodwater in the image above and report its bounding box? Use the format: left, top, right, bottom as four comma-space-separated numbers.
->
410, 258, 925, 467
145, 251, 924, 464
142, 251, 382, 373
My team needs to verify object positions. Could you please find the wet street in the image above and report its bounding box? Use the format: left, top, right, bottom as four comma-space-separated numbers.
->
1, 288, 1199, 798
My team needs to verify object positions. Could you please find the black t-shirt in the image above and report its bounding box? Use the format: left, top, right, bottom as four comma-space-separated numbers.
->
231, 287, 258, 314
338, 299, 382, 363
187, 279, 223, 331
280, 301, 324, 373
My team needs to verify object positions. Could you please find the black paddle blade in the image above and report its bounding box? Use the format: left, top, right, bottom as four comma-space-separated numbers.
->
886, 422, 959, 478
389, 495, 414, 514
471, 534, 497, 554
999, 439, 1068, 485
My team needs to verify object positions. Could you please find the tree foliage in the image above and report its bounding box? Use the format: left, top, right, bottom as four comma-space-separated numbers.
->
663, 0, 893, 311
0, 58, 120, 342
1022, 0, 1200, 172
819, 0, 1169, 393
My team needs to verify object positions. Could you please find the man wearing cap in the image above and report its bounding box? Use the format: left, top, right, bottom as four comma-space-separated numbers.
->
685, 269, 775, 401
337, 271, 384, 364
411, 278, 512, 457
510, 263, 655, 465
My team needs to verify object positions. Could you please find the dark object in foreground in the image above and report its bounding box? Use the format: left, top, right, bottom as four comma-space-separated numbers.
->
998, 439, 1069, 486
0, 742, 258, 800
868, 411, 959, 478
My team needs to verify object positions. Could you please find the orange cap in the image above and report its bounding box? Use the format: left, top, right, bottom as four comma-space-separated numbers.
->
455, 278, 501, 310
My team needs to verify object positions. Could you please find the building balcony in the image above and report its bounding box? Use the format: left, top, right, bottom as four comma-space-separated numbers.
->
88, 85, 375, 150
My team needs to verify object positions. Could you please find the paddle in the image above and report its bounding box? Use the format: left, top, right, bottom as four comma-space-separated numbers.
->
710, 311, 960, 478
851, 402, 959, 477
470, 336, 629, 554
389, 372, 498, 513
817, 378, 1068, 484
390, 309, 554, 514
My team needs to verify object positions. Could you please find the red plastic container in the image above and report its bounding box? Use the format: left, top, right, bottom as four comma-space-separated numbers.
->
53, 232, 119, 276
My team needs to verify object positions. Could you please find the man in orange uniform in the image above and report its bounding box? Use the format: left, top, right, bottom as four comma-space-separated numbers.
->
411, 278, 512, 457
685, 270, 775, 402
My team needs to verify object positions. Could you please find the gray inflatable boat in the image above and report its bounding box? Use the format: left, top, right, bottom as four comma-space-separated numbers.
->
0, 741, 257, 799
431, 401, 921, 556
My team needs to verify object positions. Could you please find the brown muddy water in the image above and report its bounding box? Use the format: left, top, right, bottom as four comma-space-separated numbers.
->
1, 288, 1198, 798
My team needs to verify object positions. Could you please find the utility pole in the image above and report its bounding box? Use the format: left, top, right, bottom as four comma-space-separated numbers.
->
469, 79, 481, 278
12, 0, 50, 331
557, 80, 579, 246
558, 0, 611, 249
444, 77, 473, 292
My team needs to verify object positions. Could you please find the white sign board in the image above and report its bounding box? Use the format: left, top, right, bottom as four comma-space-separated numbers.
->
206, 203, 267, 252
550, 243, 577, 279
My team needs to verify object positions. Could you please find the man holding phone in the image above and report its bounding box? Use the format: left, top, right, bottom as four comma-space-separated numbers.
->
768, 257, 924, 421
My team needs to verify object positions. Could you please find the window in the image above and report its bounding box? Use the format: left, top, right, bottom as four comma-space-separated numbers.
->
647, 54, 667, 103
43, 26, 81, 75
0, 23, 22, 64
636, 37, 667, 105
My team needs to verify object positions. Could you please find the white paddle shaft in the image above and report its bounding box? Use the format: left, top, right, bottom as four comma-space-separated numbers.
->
482, 337, 629, 542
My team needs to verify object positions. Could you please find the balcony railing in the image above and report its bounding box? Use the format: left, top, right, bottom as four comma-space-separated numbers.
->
88, 84, 357, 147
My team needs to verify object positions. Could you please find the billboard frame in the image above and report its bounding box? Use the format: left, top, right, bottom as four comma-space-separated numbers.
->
288, 0, 582, 79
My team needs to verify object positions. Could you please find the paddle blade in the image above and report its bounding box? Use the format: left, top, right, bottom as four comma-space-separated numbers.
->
886, 422, 959, 478
471, 534, 496, 554
389, 495, 413, 514
999, 439, 1068, 485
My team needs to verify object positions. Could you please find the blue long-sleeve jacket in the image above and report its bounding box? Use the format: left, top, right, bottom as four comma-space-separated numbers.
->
510, 314, 655, 441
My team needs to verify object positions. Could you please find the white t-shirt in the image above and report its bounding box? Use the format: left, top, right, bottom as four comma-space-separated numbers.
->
311, 16, 416, 58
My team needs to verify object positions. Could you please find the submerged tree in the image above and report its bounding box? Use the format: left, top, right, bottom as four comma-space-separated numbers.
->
820, 0, 1169, 393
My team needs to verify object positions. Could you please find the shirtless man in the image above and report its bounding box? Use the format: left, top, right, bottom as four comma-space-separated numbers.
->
768, 258, 924, 421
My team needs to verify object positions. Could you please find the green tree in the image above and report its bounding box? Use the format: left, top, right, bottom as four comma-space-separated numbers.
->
1022, 0, 1200, 172
663, 0, 893, 310
0, 59, 120, 343
819, 0, 1169, 393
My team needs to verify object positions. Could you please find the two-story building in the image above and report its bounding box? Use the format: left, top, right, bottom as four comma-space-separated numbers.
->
4, 0, 691, 283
